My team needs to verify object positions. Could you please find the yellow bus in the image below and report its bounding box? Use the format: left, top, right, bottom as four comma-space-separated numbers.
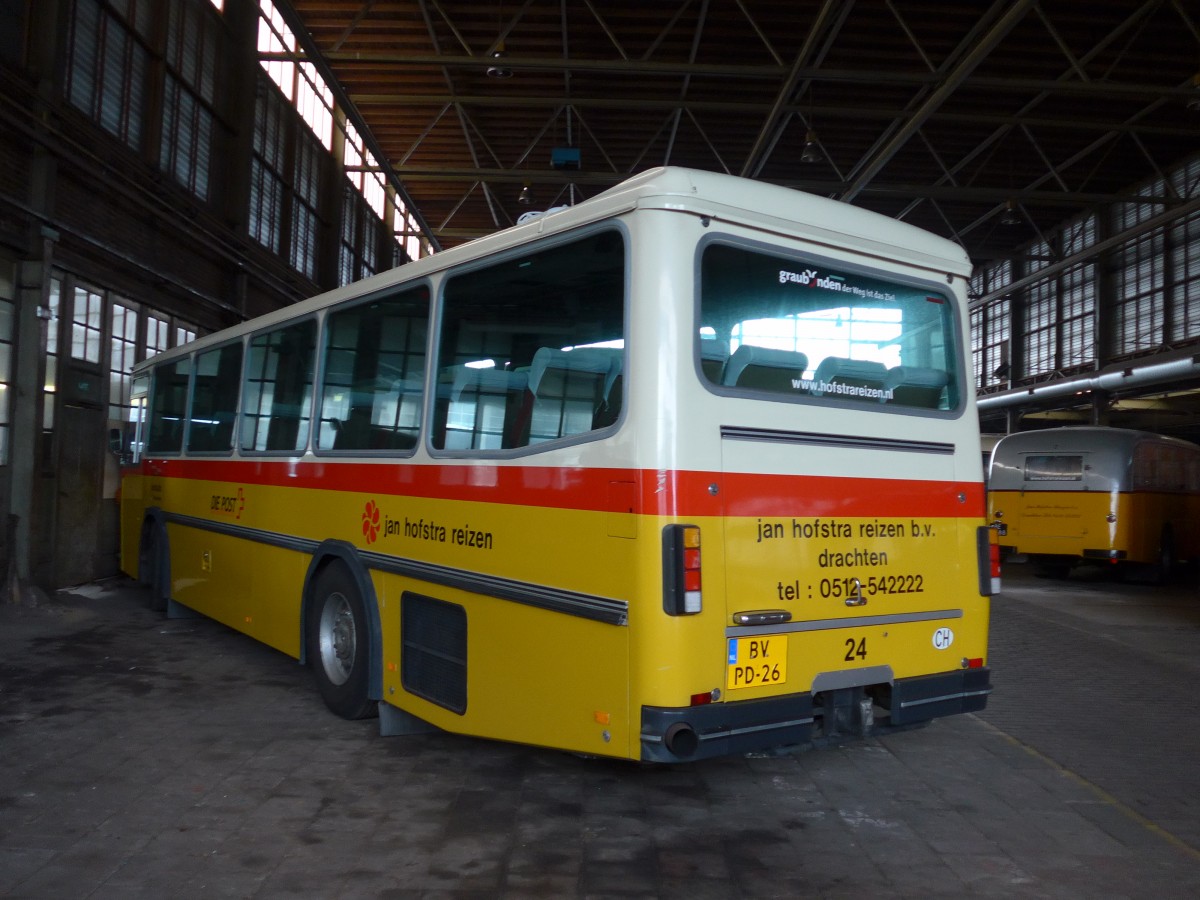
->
121, 166, 995, 762
988, 426, 1200, 580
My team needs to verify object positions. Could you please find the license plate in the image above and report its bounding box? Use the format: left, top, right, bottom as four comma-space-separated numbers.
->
726, 636, 787, 690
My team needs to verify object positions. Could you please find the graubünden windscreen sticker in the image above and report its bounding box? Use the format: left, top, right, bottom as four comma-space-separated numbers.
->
772, 263, 951, 405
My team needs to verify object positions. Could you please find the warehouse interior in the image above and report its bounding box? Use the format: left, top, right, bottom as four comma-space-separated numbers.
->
1, 0, 1198, 592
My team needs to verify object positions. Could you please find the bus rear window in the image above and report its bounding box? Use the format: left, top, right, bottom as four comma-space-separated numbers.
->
698, 244, 960, 411
1025, 454, 1083, 482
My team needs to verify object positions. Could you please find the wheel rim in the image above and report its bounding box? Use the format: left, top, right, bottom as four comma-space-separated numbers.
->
317, 592, 356, 686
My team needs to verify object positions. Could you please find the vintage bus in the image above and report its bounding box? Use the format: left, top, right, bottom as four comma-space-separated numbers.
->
988, 426, 1200, 580
121, 166, 995, 762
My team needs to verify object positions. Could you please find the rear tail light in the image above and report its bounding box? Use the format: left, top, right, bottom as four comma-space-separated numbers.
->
663, 524, 702, 615
976, 525, 1002, 596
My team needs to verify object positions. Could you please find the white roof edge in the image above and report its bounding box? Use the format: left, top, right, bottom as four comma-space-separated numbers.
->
136, 166, 970, 370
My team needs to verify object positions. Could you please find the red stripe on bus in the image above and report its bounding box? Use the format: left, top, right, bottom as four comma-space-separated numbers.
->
140, 458, 983, 518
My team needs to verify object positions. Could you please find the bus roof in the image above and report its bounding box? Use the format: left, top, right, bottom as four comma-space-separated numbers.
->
134, 166, 972, 373
989, 427, 1200, 486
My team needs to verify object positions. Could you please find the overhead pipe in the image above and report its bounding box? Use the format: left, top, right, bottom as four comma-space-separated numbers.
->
976, 350, 1200, 411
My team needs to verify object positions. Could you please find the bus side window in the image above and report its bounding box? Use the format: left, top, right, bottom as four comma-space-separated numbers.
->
145, 358, 191, 455
436, 229, 627, 452
241, 319, 317, 454
187, 342, 242, 453
526, 347, 622, 444
445, 367, 529, 450
317, 286, 430, 454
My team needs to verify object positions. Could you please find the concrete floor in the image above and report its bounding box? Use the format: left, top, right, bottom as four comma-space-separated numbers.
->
1, 563, 1198, 898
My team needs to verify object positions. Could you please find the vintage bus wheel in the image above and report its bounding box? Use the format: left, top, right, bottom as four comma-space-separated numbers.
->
1032, 555, 1071, 579
1154, 526, 1176, 584
308, 565, 377, 720
138, 519, 166, 612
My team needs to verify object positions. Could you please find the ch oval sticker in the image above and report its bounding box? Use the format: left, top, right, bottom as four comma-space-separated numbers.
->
932, 627, 955, 650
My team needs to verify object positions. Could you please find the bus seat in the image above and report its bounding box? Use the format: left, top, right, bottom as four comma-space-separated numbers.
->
333, 406, 372, 450
264, 411, 301, 452
527, 347, 622, 443
812, 357, 887, 397
700, 343, 729, 382
884, 366, 950, 408
722, 345, 808, 390
446, 367, 528, 450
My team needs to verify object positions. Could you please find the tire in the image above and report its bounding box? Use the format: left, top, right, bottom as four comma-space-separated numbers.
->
1032, 555, 1071, 579
1153, 526, 1175, 585
307, 564, 377, 720
139, 519, 167, 612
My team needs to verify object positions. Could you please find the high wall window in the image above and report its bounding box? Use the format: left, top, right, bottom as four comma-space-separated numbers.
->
249, 81, 288, 255
257, 0, 431, 265
1022, 239, 1057, 378
291, 129, 323, 279
160, 0, 221, 200
970, 260, 1011, 391
339, 184, 379, 286
1113, 197, 1165, 356
65, 0, 225, 201
1060, 217, 1096, 372
65, 0, 152, 150
1169, 158, 1200, 345
970, 154, 1200, 386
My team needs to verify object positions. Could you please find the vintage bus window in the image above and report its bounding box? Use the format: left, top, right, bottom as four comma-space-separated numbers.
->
433, 230, 626, 451
1024, 454, 1083, 482
699, 244, 960, 410
187, 342, 243, 453
241, 319, 317, 453
145, 357, 191, 455
317, 286, 430, 452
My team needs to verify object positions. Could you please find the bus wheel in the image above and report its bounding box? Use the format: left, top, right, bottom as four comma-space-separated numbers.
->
307, 564, 377, 720
139, 519, 166, 612
1032, 556, 1071, 579
1154, 526, 1175, 585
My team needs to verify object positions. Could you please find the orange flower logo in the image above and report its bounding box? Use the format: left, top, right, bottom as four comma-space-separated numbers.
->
362, 500, 380, 544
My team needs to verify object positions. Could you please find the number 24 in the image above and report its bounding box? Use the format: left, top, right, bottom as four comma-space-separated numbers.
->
844, 637, 867, 662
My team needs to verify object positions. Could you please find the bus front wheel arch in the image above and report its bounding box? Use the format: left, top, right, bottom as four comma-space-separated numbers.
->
306, 561, 378, 720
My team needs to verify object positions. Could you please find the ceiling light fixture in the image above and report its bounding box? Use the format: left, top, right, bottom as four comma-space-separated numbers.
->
518, 183, 532, 204
999, 198, 1021, 226
801, 130, 822, 164
487, 42, 512, 78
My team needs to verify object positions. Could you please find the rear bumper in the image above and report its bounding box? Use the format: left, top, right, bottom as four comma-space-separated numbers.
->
639, 667, 991, 763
